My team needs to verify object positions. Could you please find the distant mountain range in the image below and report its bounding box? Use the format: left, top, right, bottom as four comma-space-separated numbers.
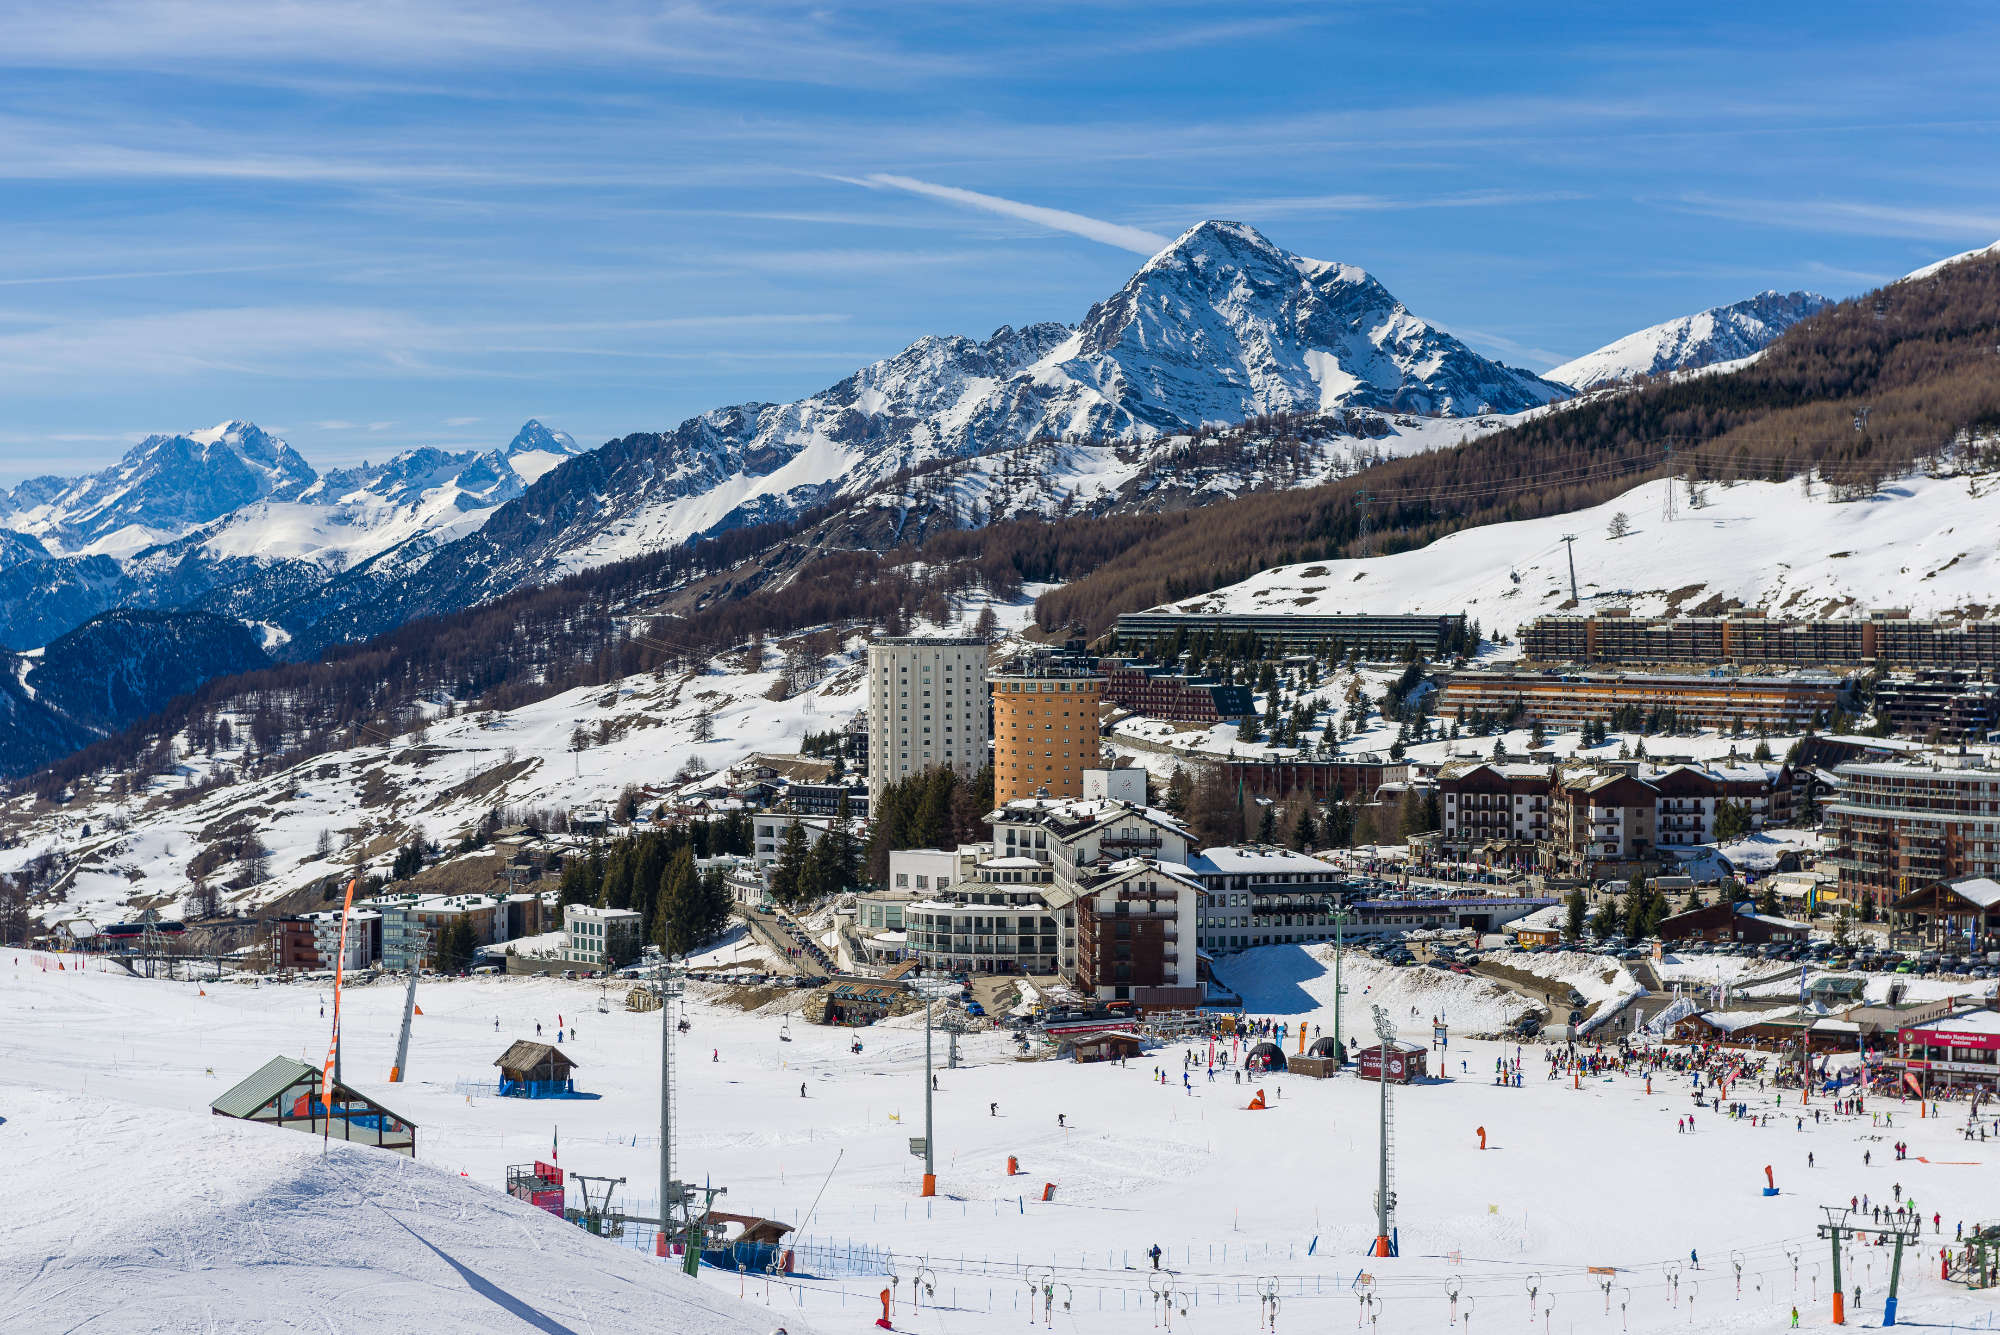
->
262, 221, 1579, 651
0, 220, 1872, 775
0, 420, 576, 650
1547, 290, 1832, 391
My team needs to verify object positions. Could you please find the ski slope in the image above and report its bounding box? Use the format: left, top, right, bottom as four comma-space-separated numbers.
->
6, 947, 1998, 1334
1160, 469, 2000, 630
1, 1083, 813, 1335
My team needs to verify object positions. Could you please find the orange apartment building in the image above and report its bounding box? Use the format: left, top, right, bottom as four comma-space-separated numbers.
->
992, 653, 1106, 805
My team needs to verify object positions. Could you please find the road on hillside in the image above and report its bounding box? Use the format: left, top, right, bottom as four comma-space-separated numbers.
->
737, 904, 830, 979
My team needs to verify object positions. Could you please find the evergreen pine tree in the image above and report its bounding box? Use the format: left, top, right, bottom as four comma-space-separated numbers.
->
656, 845, 696, 956
769, 821, 810, 907
1290, 805, 1317, 850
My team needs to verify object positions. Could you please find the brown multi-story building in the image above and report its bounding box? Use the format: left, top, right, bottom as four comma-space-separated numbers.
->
1871, 672, 2000, 741
1222, 757, 1408, 804
1827, 758, 2000, 910
1522, 608, 2000, 671
1098, 656, 1253, 722
1058, 857, 1204, 1008
992, 653, 1106, 805
1436, 668, 1845, 732
1549, 769, 1661, 867
274, 915, 325, 971
1438, 762, 1555, 844
1442, 759, 1790, 855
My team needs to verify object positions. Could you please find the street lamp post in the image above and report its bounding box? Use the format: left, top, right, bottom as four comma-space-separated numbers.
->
1371, 1003, 1397, 1257
914, 978, 952, 1197
923, 988, 936, 1196
1329, 899, 1351, 1064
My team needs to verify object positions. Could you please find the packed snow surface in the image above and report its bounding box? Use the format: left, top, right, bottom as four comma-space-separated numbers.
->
6, 947, 1998, 1334
1163, 470, 2000, 627
1, 1083, 810, 1335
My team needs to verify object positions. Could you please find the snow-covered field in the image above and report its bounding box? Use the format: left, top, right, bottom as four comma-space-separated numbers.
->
8, 946, 1999, 1334
1217, 942, 1533, 1034
1161, 468, 2000, 628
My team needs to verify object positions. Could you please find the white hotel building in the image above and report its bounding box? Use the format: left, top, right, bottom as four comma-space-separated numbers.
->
866, 636, 989, 805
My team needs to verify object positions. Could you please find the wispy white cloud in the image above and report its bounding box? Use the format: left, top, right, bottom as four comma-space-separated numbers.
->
1672, 193, 2000, 242
1140, 189, 1588, 223
0, 260, 321, 286
0, 1, 961, 89
0, 306, 865, 385
845, 174, 1170, 254
1438, 326, 1573, 372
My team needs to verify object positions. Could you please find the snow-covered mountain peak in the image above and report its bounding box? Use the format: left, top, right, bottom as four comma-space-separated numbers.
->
499, 419, 579, 484
1067, 219, 1562, 425
506, 419, 578, 457
0, 421, 317, 556
1547, 290, 1831, 391
1138, 219, 1371, 290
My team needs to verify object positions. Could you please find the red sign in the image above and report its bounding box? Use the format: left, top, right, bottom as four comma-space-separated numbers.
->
1898, 1027, 2000, 1052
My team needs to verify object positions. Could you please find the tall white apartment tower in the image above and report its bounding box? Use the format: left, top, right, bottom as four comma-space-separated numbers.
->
867, 636, 990, 806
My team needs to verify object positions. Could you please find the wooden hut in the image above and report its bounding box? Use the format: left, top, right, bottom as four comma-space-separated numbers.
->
494, 1040, 578, 1097
211, 1055, 417, 1156
1068, 1031, 1144, 1063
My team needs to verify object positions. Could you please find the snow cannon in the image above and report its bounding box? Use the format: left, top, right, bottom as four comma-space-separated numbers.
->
1477, 1126, 1487, 1151
1762, 1165, 1779, 1197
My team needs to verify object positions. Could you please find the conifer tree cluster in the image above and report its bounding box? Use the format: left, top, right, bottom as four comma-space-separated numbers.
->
556, 816, 749, 958
863, 767, 995, 883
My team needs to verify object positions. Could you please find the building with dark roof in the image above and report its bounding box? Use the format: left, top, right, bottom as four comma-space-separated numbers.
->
1099, 656, 1252, 722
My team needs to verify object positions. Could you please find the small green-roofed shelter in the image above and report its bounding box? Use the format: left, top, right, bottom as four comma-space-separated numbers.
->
211, 1055, 418, 1156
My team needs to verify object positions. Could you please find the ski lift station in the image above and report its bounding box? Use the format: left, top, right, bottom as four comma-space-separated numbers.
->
210, 1055, 418, 1156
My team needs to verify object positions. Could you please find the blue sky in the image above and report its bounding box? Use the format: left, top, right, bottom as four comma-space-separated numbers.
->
2, 0, 1997, 483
